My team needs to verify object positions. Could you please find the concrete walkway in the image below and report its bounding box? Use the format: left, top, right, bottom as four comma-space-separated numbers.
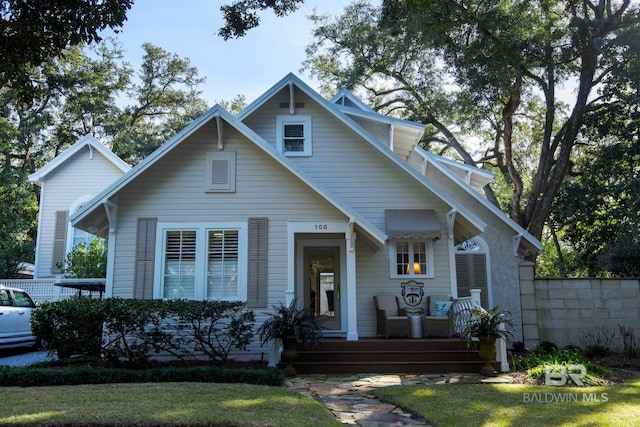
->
285, 373, 512, 426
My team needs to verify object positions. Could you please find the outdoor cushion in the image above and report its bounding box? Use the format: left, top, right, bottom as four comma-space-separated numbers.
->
431, 300, 452, 317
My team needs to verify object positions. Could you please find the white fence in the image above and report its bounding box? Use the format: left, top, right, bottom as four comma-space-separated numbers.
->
0, 279, 81, 303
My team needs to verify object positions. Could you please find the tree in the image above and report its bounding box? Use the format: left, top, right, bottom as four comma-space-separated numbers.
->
106, 43, 209, 164
0, 0, 133, 96
218, 0, 304, 39
58, 238, 108, 278
548, 48, 640, 277
0, 40, 209, 272
303, 0, 640, 249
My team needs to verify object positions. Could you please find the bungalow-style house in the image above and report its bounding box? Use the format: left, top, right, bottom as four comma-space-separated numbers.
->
35, 73, 541, 365
28, 135, 130, 279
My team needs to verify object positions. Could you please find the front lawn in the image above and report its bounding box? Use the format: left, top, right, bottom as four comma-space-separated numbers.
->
375, 375, 640, 427
0, 382, 341, 427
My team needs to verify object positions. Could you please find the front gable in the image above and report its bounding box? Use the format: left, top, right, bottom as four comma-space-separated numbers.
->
28, 135, 130, 279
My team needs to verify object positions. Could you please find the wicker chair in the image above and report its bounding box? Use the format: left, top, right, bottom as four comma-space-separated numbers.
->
423, 294, 454, 338
373, 295, 409, 339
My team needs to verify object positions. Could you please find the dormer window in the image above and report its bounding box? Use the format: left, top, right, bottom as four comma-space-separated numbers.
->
276, 115, 312, 156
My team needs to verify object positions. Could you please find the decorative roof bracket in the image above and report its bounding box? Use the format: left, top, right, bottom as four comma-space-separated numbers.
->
513, 233, 523, 257
215, 114, 224, 150
447, 209, 457, 241
288, 81, 295, 115
104, 200, 117, 234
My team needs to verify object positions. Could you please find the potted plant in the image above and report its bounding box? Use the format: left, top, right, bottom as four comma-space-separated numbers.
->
257, 299, 323, 376
460, 305, 514, 376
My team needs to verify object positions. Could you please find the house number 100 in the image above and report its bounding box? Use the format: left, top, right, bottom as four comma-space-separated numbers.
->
315, 224, 328, 230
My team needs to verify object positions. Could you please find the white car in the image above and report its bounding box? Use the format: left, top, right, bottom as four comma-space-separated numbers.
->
0, 286, 38, 349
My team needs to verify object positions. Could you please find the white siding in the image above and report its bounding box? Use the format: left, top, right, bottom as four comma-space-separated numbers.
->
35, 147, 127, 278
110, 121, 346, 306
243, 90, 453, 337
425, 165, 524, 342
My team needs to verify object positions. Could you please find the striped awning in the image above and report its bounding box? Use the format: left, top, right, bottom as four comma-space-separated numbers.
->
385, 209, 441, 240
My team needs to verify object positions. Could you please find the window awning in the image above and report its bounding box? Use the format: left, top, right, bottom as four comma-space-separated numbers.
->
385, 209, 441, 240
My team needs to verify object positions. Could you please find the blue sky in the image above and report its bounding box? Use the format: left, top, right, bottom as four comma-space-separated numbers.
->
98, 0, 356, 105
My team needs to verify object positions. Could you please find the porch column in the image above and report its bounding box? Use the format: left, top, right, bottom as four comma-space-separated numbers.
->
470, 288, 481, 307
345, 227, 358, 341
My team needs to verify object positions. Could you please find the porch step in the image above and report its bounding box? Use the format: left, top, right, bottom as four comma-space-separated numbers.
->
287, 338, 491, 374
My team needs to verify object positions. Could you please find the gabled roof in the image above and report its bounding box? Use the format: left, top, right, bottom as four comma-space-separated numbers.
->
410, 146, 543, 253
70, 105, 388, 246
409, 149, 494, 191
330, 88, 376, 113
238, 73, 486, 237
28, 134, 130, 185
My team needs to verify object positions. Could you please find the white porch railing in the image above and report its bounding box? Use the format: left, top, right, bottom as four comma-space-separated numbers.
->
0, 279, 79, 303
453, 288, 509, 372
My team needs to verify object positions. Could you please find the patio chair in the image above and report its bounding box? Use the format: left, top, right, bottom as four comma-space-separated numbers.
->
423, 294, 454, 338
373, 295, 410, 339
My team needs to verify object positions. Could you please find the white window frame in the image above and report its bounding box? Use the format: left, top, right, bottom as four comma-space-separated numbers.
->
154, 222, 247, 301
276, 115, 312, 156
205, 151, 236, 192
389, 239, 435, 279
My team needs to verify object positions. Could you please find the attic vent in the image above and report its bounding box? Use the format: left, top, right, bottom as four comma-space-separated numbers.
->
210, 160, 229, 185
279, 102, 305, 109
205, 151, 236, 192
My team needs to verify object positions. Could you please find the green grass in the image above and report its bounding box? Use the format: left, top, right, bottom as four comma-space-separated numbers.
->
375, 375, 640, 427
0, 382, 341, 427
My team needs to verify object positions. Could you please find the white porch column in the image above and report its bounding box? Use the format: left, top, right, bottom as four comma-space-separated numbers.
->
470, 288, 481, 307
346, 225, 358, 341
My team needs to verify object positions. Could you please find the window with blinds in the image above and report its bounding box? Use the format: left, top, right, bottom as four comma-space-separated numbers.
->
157, 222, 247, 301
163, 230, 197, 299
207, 230, 239, 299
276, 115, 312, 156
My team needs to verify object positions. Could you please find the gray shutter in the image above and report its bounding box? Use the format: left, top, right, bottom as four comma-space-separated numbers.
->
455, 253, 488, 308
247, 217, 268, 308
51, 211, 68, 273
134, 218, 157, 299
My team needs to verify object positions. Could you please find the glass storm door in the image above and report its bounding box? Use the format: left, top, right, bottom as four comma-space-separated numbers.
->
304, 246, 340, 330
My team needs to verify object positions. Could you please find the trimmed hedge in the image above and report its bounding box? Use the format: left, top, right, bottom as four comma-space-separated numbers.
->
0, 365, 284, 387
31, 298, 256, 366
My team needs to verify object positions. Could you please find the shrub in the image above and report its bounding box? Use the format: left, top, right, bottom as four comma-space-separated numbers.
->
0, 366, 284, 387
585, 344, 610, 358
579, 325, 616, 349
169, 299, 255, 363
102, 298, 182, 368
57, 238, 107, 278
510, 345, 611, 385
31, 298, 258, 366
618, 325, 639, 359
30, 298, 104, 359
532, 340, 559, 355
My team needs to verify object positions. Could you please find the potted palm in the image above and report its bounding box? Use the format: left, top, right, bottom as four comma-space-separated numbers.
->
460, 305, 514, 376
257, 299, 323, 376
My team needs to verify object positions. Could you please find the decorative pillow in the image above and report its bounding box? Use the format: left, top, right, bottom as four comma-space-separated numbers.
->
431, 300, 452, 317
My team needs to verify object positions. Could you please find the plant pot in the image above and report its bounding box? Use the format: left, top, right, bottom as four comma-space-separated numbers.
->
281, 337, 299, 377
478, 337, 497, 376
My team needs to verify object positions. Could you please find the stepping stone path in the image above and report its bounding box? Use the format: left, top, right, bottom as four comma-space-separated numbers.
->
286, 373, 512, 426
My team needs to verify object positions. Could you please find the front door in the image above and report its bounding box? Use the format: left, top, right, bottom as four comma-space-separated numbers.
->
303, 246, 341, 330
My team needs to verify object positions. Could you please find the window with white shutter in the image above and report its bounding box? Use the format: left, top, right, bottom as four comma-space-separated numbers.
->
455, 239, 489, 308
155, 222, 247, 301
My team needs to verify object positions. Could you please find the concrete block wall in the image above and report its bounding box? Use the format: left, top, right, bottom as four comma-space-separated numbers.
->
519, 261, 640, 351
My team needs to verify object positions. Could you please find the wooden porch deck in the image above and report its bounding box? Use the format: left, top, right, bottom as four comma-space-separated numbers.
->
289, 338, 492, 374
